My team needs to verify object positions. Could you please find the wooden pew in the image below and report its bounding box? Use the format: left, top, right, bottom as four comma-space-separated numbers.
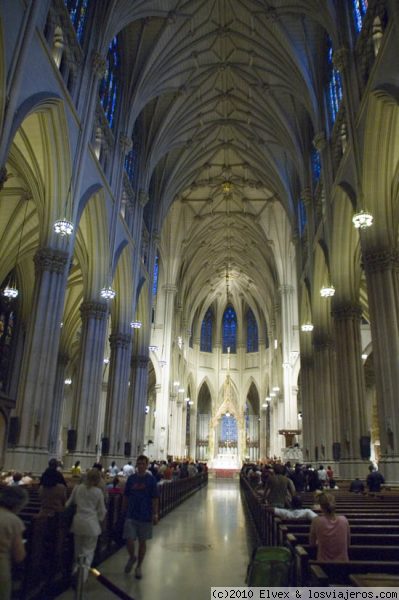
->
309, 561, 399, 587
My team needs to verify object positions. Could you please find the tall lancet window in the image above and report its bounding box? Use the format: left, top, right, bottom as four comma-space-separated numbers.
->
152, 253, 159, 298
64, 0, 89, 43
200, 307, 213, 352
246, 308, 258, 353
222, 305, 237, 353
353, 0, 368, 34
99, 37, 120, 129
327, 37, 343, 126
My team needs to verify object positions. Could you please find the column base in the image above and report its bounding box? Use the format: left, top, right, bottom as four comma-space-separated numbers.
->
5, 446, 50, 474
378, 456, 399, 485
336, 459, 371, 480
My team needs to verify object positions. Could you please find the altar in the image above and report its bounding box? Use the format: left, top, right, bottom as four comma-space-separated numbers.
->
210, 453, 241, 469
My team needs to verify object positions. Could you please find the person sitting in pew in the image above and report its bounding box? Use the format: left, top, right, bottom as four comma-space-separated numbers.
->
349, 478, 365, 493
273, 495, 318, 520
309, 493, 350, 561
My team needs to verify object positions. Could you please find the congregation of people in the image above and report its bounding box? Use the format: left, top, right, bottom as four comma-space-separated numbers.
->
0, 456, 207, 599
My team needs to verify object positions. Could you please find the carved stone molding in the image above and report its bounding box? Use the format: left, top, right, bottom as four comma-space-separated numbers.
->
80, 301, 108, 321
333, 47, 349, 72
313, 131, 326, 152
109, 333, 131, 349
163, 284, 177, 294
0, 166, 8, 190
119, 134, 132, 154
131, 355, 150, 369
138, 190, 149, 207
34, 248, 69, 275
92, 51, 106, 78
313, 334, 335, 352
332, 303, 362, 321
301, 187, 313, 207
363, 248, 399, 274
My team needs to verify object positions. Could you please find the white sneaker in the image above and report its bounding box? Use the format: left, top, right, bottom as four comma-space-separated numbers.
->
135, 566, 142, 579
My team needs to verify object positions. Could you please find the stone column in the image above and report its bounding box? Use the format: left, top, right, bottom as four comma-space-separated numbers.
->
6, 248, 69, 472
312, 335, 339, 465
128, 354, 150, 458
299, 357, 316, 464
363, 248, 399, 481
48, 352, 69, 458
169, 398, 184, 458
332, 303, 369, 477
103, 332, 131, 460
71, 301, 108, 461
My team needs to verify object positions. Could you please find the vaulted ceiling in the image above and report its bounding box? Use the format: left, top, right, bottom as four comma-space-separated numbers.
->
112, 0, 335, 320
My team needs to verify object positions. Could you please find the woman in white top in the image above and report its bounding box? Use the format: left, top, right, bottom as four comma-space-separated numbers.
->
66, 468, 106, 581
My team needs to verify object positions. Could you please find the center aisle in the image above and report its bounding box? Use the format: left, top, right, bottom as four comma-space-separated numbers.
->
57, 478, 255, 599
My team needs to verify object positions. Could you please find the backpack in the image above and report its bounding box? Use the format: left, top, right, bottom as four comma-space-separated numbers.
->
246, 546, 292, 587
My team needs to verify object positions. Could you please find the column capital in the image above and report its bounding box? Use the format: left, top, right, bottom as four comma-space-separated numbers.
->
139, 190, 149, 207
363, 248, 399, 274
92, 51, 106, 78
301, 187, 313, 206
109, 333, 131, 349
333, 47, 349, 72
313, 131, 326, 152
34, 247, 69, 275
80, 301, 108, 321
279, 284, 294, 296
163, 283, 177, 294
0, 166, 8, 190
131, 355, 150, 369
119, 134, 132, 154
331, 303, 362, 321
313, 334, 334, 352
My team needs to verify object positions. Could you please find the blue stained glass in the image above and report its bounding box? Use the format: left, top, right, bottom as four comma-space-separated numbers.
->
125, 145, 136, 185
220, 415, 238, 442
298, 198, 307, 236
311, 146, 321, 184
222, 305, 237, 353
64, 0, 89, 43
246, 309, 258, 353
353, 0, 368, 34
200, 308, 213, 352
327, 38, 343, 125
99, 37, 119, 129
152, 253, 159, 298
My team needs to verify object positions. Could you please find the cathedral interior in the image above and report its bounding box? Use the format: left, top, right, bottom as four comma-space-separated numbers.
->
0, 0, 398, 481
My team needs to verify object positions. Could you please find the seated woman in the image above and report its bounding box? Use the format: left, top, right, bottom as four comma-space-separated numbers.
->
38, 468, 67, 516
309, 492, 350, 561
0, 486, 28, 600
71, 461, 82, 478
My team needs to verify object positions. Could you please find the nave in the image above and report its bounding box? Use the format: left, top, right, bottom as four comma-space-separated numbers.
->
57, 479, 254, 600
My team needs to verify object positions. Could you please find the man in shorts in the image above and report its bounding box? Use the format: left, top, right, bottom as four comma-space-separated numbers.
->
122, 455, 159, 579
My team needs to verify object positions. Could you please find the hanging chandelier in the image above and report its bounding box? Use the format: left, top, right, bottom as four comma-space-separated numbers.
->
54, 217, 74, 236
320, 285, 335, 298
100, 286, 116, 300
352, 210, 373, 229
130, 321, 142, 329
301, 323, 314, 332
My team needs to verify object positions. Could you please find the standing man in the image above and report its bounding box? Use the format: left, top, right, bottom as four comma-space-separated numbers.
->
122, 455, 159, 579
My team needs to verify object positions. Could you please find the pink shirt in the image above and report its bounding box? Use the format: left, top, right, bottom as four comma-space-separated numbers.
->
310, 514, 350, 561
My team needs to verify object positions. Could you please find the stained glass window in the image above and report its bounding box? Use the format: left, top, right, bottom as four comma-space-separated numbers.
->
298, 198, 307, 237
125, 144, 136, 185
311, 146, 321, 185
220, 415, 238, 443
200, 307, 213, 352
327, 37, 343, 125
246, 309, 258, 353
64, 0, 89, 43
353, 0, 368, 34
99, 37, 119, 129
152, 253, 159, 298
222, 305, 237, 353
0, 285, 17, 392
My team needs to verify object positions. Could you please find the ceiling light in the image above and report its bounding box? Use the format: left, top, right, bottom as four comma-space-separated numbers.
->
130, 321, 142, 329
3, 285, 18, 298
149, 345, 158, 352
361, 353, 368, 360
173, 381, 180, 387
320, 285, 335, 298
301, 323, 314, 332
352, 210, 373, 229
272, 386, 280, 392
64, 378, 72, 385
103, 358, 109, 364
100, 286, 116, 300
54, 218, 74, 236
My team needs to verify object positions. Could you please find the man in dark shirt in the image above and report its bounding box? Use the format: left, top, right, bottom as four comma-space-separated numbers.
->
366, 466, 384, 492
39, 458, 66, 487
122, 455, 159, 579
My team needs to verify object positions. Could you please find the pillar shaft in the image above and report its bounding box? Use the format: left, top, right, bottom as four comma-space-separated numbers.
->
300, 357, 316, 464
48, 352, 69, 459
103, 332, 131, 458
313, 335, 338, 464
128, 355, 150, 458
72, 301, 108, 458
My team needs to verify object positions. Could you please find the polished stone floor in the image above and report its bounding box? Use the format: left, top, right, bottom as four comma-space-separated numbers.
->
57, 478, 257, 599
